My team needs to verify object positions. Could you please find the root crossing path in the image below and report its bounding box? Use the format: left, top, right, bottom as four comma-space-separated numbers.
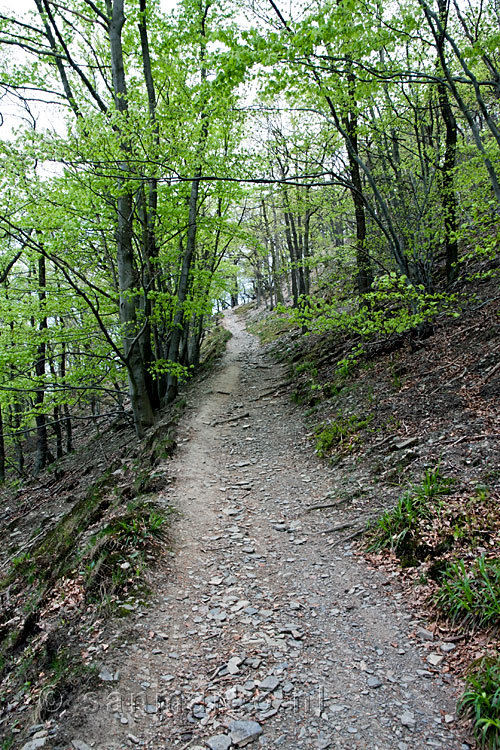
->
71, 311, 468, 750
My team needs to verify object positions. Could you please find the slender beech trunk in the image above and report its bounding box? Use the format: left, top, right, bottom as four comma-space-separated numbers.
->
418, 0, 500, 205
165, 1, 210, 403
53, 407, 63, 459
288, 210, 306, 298
283, 210, 299, 306
0, 406, 5, 482
165, 168, 203, 403
231, 258, 239, 307
60, 340, 72, 452
137, 0, 162, 409
48, 351, 64, 459
8, 314, 25, 472
10, 403, 24, 475
436, 0, 458, 284
34, 255, 49, 474
342, 71, 373, 296
303, 206, 313, 296
270, 203, 285, 304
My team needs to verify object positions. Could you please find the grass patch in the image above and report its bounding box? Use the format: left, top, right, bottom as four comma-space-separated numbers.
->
232, 302, 257, 316
459, 654, 500, 749
367, 492, 431, 555
366, 466, 453, 559
83, 499, 170, 601
314, 413, 373, 457
200, 323, 232, 367
248, 311, 299, 343
435, 557, 500, 630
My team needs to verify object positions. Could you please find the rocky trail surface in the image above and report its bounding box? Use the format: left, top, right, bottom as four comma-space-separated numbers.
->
64, 311, 469, 750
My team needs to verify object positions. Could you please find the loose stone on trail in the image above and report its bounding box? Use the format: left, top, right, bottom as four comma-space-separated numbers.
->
205, 735, 232, 750
228, 720, 263, 746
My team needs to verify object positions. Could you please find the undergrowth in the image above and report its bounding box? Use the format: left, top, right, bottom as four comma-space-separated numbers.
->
0, 468, 172, 733
200, 322, 232, 368
459, 655, 500, 749
366, 466, 453, 557
435, 557, 500, 630
247, 312, 299, 343
315, 413, 373, 456
367, 470, 500, 747
83, 498, 170, 601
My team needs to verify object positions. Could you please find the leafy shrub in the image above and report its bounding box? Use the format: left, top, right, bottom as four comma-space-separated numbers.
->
285, 272, 460, 339
334, 345, 364, 380
294, 360, 318, 377
435, 557, 500, 629
459, 654, 500, 749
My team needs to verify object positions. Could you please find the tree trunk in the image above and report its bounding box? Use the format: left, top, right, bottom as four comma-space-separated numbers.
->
164, 0, 210, 403
342, 71, 373, 296
48, 352, 64, 458
165, 168, 202, 403
53, 407, 63, 459
108, 0, 154, 437
138, 0, 162, 410
303, 205, 312, 296
283, 210, 299, 306
0, 406, 5, 483
60, 342, 72, 453
289, 210, 306, 298
436, 0, 458, 285
11, 403, 25, 474
34, 254, 49, 474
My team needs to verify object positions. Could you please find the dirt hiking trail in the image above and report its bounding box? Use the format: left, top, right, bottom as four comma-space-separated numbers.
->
66, 310, 468, 750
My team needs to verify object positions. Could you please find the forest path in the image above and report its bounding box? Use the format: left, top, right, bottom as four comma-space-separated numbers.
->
70, 310, 468, 750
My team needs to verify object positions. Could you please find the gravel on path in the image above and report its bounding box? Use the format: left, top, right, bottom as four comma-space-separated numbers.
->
63, 310, 469, 750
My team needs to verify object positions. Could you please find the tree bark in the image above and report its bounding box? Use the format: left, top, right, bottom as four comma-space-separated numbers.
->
342, 71, 373, 296
437, 0, 458, 284
283, 209, 299, 306
108, 0, 154, 437
0, 406, 5, 483
34, 254, 49, 474
165, 168, 203, 403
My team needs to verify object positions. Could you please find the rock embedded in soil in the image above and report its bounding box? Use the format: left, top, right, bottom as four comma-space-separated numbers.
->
20, 740, 47, 750
98, 665, 119, 682
427, 652, 445, 666
391, 437, 418, 451
400, 710, 416, 728
416, 627, 434, 641
227, 656, 242, 674
258, 676, 281, 692
229, 719, 263, 746
205, 735, 232, 750
440, 642, 456, 652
